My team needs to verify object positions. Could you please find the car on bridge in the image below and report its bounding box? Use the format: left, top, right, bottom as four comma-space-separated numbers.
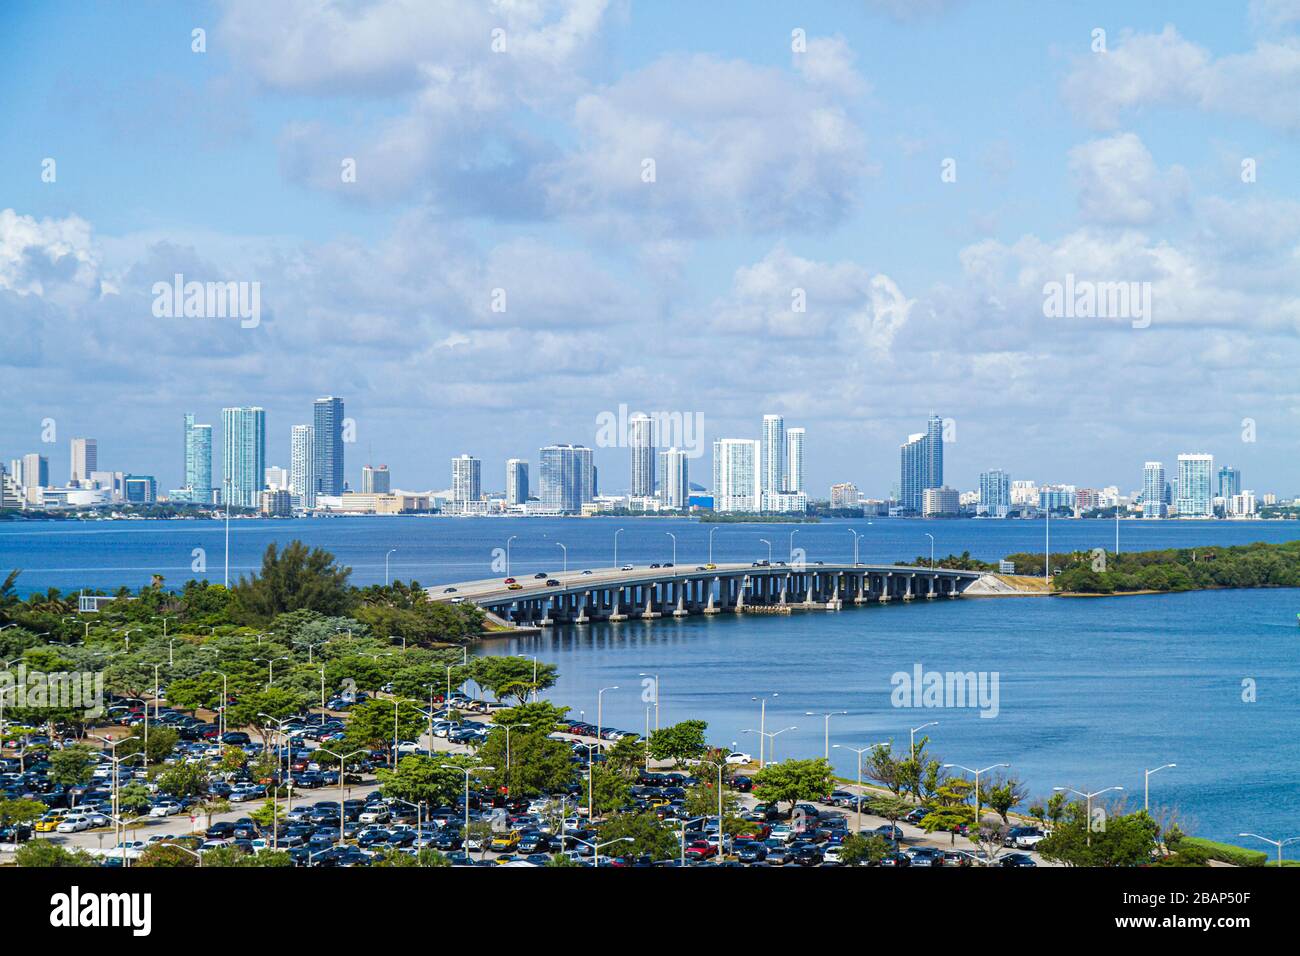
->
503, 577, 517, 584
621, 564, 634, 571
545, 579, 560, 586
507, 584, 523, 591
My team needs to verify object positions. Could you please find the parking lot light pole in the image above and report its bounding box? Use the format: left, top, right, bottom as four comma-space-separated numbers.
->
639, 672, 661, 731
1143, 763, 1176, 811
947, 762, 1010, 834
581, 742, 600, 818
253, 655, 290, 689
571, 835, 632, 868
750, 693, 778, 768
806, 710, 848, 761
676, 816, 707, 867
596, 685, 619, 749
910, 721, 939, 762
318, 747, 363, 843
497, 722, 531, 795
765, 726, 796, 764
122, 697, 150, 773
1052, 785, 1122, 847
1238, 832, 1300, 867
391, 797, 424, 860
442, 764, 493, 834
385, 548, 397, 586
833, 743, 887, 834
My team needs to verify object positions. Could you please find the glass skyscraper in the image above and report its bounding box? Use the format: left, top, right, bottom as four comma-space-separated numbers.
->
539, 444, 594, 512
629, 414, 655, 497
1217, 465, 1242, 500
785, 427, 805, 494
290, 424, 314, 508
506, 459, 529, 506
1176, 453, 1214, 517
222, 407, 265, 508
899, 415, 945, 514
183, 414, 212, 503
312, 396, 345, 497
979, 468, 1011, 516
760, 414, 785, 498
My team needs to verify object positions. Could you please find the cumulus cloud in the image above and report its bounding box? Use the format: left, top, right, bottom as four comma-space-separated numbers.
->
1063, 25, 1300, 131
1068, 133, 1189, 225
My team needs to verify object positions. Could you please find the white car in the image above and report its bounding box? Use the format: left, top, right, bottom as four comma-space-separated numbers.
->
81, 811, 109, 827
56, 815, 90, 833
725, 752, 752, 765
621, 565, 634, 571
1015, 832, 1048, 849
769, 824, 795, 844
358, 806, 390, 824
149, 801, 182, 817
395, 740, 423, 755
823, 845, 844, 864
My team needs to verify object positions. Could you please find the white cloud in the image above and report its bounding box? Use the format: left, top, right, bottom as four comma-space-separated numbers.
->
1068, 133, 1189, 225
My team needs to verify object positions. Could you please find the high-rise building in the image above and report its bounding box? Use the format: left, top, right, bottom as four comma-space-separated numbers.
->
21, 453, 49, 489
221, 407, 266, 508
183, 414, 213, 503
629, 414, 655, 498
361, 464, 390, 495
123, 474, 157, 504
1176, 453, 1214, 517
829, 482, 859, 510
713, 438, 761, 512
312, 396, 345, 497
265, 466, 289, 490
760, 415, 785, 498
290, 425, 315, 508
70, 438, 97, 485
1142, 462, 1165, 518
662, 447, 689, 508
923, 486, 961, 516
979, 469, 1011, 516
451, 454, 481, 507
506, 459, 529, 506
785, 427, 805, 494
899, 433, 926, 513
539, 444, 594, 513
1217, 465, 1242, 500
925, 414, 944, 490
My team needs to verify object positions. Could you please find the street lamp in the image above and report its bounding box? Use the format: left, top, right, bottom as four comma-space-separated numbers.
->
833, 742, 890, 834
924, 532, 934, 568
442, 764, 494, 834
708, 526, 719, 565
848, 529, 860, 565
253, 655, 290, 688
596, 685, 619, 748
496, 722, 531, 794
1143, 763, 1176, 811
747, 725, 796, 764
665, 531, 676, 566
750, 693, 779, 768
789, 529, 798, 561
570, 835, 633, 868
614, 528, 624, 569
805, 710, 847, 760
556, 542, 567, 575
758, 538, 772, 564
1053, 785, 1123, 846
1238, 832, 1300, 867
946, 762, 1011, 832
318, 747, 364, 842
638, 672, 660, 731
385, 548, 398, 585
910, 721, 938, 762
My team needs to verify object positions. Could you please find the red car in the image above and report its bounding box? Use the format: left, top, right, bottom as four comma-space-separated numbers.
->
503, 577, 517, 584
684, 839, 717, 859
736, 824, 770, 841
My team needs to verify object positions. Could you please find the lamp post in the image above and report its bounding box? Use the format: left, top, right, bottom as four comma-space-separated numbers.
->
556, 542, 567, 575
848, 529, 860, 565
1053, 785, 1123, 846
254, 655, 290, 688
805, 710, 848, 761
1143, 763, 1176, 811
504, 536, 517, 577
1238, 832, 1300, 867
385, 548, 397, 586
496, 722, 531, 795
747, 726, 796, 764
789, 529, 798, 562
318, 747, 363, 843
442, 764, 493, 834
639, 672, 660, 731
924, 532, 934, 568
614, 528, 624, 569
571, 835, 633, 868
910, 721, 938, 762
665, 531, 676, 567
596, 685, 619, 749
122, 697, 150, 773
750, 693, 778, 768
708, 527, 719, 565
758, 538, 772, 564
946, 762, 1011, 833
833, 742, 889, 834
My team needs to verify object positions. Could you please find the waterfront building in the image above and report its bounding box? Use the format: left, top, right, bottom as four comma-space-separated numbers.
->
290, 424, 315, 509
221, 406, 266, 508
506, 459, 529, 505
265, 465, 289, 491
900, 433, 926, 513
662, 447, 689, 508
180, 414, 213, 503
21, 453, 49, 490
1217, 465, 1242, 500
70, 437, 97, 485
1176, 453, 1214, 517
922, 486, 960, 516
539, 444, 594, 513
1038, 484, 1077, 513
829, 482, 859, 510
629, 413, 655, 498
312, 396, 345, 497
123, 474, 157, 504
785, 427, 805, 493
978, 469, 1011, 517
361, 464, 390, 495
1142, 462, 1165, 518
761, 415, 785, 498
451, 454, 481, 507
713, 438, 762, 512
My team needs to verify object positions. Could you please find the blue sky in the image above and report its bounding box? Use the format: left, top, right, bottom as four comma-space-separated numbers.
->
3, 0, 1300, 497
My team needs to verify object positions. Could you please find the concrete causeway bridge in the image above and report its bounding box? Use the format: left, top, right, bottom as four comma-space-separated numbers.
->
429, 562, 989, 627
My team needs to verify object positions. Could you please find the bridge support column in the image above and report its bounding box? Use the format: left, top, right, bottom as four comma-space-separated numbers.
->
609, 586, 627, 622
704, 578, 719, 614
673, 580, 689, 617
879, 573, 892, 603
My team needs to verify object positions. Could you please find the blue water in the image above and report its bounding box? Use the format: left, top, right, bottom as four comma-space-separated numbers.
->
3, 515, 1299, 845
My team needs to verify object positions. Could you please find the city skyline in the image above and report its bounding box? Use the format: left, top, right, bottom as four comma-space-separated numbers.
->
2, 3, 1295, 498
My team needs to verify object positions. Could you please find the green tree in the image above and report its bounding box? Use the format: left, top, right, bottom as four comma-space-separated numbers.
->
0, 797, 47, 827
153, 761, 210, 799
597, 811, 679, 861
375, 755, 469, 807
1037, 804, 1160, 867
839, 833, 891, 865
136, 843, 198, 867
752, 758, 836, 815
14, 841, 96, 867
118, 725, 180, 766
48, 744, 97, 804
647, 720, 708, 766
479, 726, 575, 797
229, 541, 354, 624
343, 698, 426, 760
469, 656, 558, 705
587, 764, 632, 817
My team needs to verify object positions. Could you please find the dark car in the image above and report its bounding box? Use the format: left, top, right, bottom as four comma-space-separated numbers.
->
205, 822, 237, 839
1000, 853, 1038, 867
221, 732, 251, 746
534, 573, 548, 579
545, 579, 561, 587
731, 775, 753, 793
735, 840, 767, 863
791, 843, 824, 866
873, 824, 904, 842
878, 851, 911, 867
